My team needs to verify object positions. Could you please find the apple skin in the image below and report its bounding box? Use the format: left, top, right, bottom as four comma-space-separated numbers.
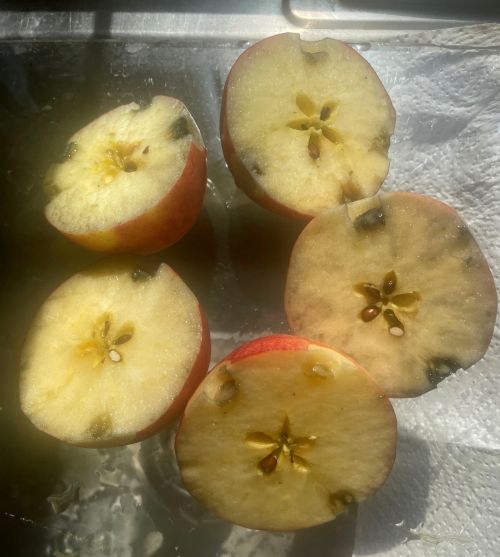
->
48, 141, 208, 255
175, 334, 397, 525
220, 33, 396, 220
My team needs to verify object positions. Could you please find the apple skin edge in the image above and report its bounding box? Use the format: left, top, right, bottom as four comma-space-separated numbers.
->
49, 141, 208, 255
175, 334, 398, 517
220, 33, 396, 220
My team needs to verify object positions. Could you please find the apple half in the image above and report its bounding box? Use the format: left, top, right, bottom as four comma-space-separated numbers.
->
19, 260, 211, 447
285, 192, 497, 397
44, 95, 207, 254
175, 335, 396, 531
221, 33, 395, 219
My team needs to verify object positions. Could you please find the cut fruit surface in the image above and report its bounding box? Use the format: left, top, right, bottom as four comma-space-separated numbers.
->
45, 95, 207, 253
221, 33, 395, 218
285, 192, 497, 397
20, 261, 210, 446
175, 335, 396, 531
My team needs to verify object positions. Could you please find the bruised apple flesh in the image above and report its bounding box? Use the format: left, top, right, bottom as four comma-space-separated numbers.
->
19, 261, 210, 447
285, 192, 497, 397
175, 335, 396, 531
44, 96, 207, 253
221, 33, 395, 218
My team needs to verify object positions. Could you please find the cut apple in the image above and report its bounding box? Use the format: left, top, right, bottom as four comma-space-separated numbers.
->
44, 95, 207, 254
221, 33, 395, 218
19, 260, 210, 447
175, 335, 396, 531
285, 192, 497, 397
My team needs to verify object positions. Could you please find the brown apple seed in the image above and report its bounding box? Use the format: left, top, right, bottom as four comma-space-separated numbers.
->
259, 449, 281, 474
383, 309, 404, 336
354, 207, 385, 230
308, 133, 321, 160
383, 271, 397, 295
361, 305, 381, 322
355, 283, 381, 302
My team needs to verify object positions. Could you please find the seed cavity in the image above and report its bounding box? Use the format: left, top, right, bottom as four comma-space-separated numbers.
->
170, 116, 189, 140
78, 314, 134, 365
248, 415, 315, 476
89, 413, 112, 439
426, 358, 460, 386
329, 490, 356, 515
287, 93, 341, 160
251, 162, 264, 176
100, 141, 140, 182
355, 271, 420, 337
209, 368, 239, 406
354, 207, 386, 230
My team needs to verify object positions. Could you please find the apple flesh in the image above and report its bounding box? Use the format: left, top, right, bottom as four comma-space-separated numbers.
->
221, 33, 395, 219
175, 335, 396, 531
19, 260, 211, 447
285, 192, 497, 397
44, 95, 207, 254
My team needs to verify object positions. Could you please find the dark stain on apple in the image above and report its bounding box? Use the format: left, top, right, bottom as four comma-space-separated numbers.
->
60, 141, 78, 162
142, 145, 150, 155
251, 162, 264, 176
131, 266, 155, 282
426, 358, 460, 386
302, 50, 329, 64
329, 490, 356, 515
354, 207, 385, 230
170, 116, 189, 140
88, 413, 112, 439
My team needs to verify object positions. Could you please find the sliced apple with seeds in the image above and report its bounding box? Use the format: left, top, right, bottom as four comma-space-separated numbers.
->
19, 260, 210, 447
221, 33, 395, 219
175, 335, 396, 531
285, 192, 497, 397
45, 95, 207, 254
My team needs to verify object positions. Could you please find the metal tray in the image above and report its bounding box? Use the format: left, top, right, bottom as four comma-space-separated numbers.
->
0, 4, 499, 557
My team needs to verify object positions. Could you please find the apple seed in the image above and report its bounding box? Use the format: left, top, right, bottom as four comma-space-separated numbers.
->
383, 309, 404, 336
308, 133, 321, 160
361, 305, 381, 322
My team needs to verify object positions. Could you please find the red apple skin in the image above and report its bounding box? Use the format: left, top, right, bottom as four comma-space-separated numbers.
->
48, 142, 207, 255
176, 334, 397, 513
220, 33, 395, 220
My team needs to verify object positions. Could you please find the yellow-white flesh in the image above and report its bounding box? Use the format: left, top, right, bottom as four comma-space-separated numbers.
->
176, 347, 396, 531
20, 262, 203, 445
226, 33, 395, 215
286, 192, 497, 396
45, 96, 203, 233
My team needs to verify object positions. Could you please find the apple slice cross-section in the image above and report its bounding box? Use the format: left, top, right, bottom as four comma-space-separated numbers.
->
285, 192, 497, 397
19, 261, 211, 447
221, 33, 396, 219
45, 95, 207, 254
175, 335, 396, 531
